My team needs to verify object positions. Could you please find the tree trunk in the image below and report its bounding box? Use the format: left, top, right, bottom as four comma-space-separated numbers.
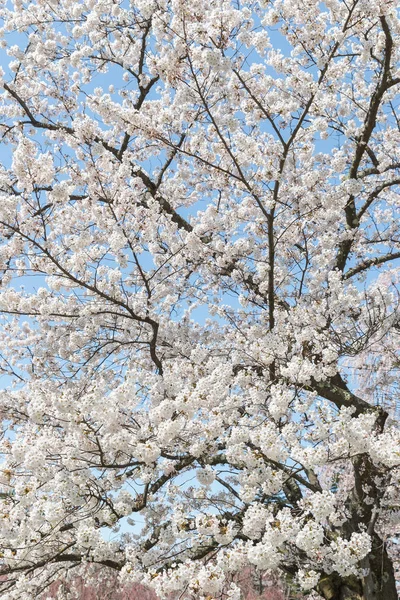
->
361, 536, 398, 600
317, 538, 398, 600
316, 450, 398, 600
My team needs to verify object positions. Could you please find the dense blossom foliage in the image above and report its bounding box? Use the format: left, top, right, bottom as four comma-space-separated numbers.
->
0, 0, 399, 598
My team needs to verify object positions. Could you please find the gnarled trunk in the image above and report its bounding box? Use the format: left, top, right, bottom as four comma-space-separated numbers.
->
317, 537, 397, 600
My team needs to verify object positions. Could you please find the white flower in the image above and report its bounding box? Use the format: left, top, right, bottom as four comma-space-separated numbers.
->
298, 569, 320, 590
196, 466, 215, 486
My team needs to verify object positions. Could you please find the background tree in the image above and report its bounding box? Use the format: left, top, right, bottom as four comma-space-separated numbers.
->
0, 0, 399, 599
38, 565, 286, 600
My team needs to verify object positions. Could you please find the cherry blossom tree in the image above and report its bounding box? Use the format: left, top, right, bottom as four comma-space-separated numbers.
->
41, 571, 158, 600
38, 565, 285, 600
0, 0, 399, 599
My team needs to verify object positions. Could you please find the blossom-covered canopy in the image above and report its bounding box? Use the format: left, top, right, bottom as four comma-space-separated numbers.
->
0, 1, 399, 599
